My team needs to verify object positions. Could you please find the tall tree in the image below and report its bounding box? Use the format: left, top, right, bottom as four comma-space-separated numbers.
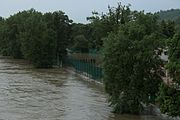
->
20, 11, 56, 68
157, 27, 180, 117
103, 12, 163, 114
44, 11, 72, 64
87, 3, 132, 50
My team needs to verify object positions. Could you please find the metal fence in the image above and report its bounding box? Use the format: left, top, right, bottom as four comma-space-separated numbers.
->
63, 55, 103, 82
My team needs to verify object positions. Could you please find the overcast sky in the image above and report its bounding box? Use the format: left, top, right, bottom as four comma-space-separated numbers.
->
0, 0, 180, 23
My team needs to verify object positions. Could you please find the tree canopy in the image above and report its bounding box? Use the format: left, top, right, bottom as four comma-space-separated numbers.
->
0, 9, 72, 68
103, 9, 164, 114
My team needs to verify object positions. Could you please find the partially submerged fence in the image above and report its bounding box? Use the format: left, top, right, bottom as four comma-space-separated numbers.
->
63, 52, 103, 82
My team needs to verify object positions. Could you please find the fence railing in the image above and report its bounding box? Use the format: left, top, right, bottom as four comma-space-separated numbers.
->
63, 56, 103, 82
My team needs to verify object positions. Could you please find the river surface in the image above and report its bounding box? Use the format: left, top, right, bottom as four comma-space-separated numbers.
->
0, 57, 164, 120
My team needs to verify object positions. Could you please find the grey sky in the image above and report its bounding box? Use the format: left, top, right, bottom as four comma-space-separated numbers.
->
0, 0, 180, 23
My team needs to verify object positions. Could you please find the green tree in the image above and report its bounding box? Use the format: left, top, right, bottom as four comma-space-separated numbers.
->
157, 83, 180, 117
69, 23, 92, 49
157, 27, 180, 117
44, 11, 72, 64
0, 17, 10, 56
0, 9, 37, 58
20, 11, 56, 68
72, 35, 89, 53
3, 16, 23, 58
168, 27, 180, 85
0, 9, 72, 68
160, 20, 176, 38
87, 2, 132, 50
103, 12, 163, 114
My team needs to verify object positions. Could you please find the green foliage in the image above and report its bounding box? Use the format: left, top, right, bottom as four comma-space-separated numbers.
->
0, 18, 10, 56
19, 12, 56, 68
51, 11, 72, 58
69, 23, 92, 49
0, 9, 71, 68
72, 35, 89, 53
156, 9, 180, 24
156, 20, 180, 117
3, 16, 23, 58
44, 11, 72, 62
167, 28, 180, 85
103, 12, 163, 114
87, 2, 132, 50
157, 83, 180, 117
160, 20, 176, 38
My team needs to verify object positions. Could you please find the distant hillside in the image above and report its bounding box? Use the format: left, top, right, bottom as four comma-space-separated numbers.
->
156, 9, 180, 24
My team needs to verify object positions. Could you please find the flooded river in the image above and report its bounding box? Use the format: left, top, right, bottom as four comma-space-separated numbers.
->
0, 58, 164, 120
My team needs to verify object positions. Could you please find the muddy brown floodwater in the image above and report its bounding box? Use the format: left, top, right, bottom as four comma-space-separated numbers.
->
0, 57, 164, 120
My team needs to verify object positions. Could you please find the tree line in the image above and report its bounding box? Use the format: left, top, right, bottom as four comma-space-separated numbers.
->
0, 9, 72, 67
0, 3, 179, 117
156, 9, 180, 24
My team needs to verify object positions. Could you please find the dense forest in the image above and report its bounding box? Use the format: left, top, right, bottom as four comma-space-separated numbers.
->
0, 3, 179, 117
156, 9, 180, 24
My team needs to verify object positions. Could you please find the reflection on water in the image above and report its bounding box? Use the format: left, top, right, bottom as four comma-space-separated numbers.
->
0, 58, 162, 120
